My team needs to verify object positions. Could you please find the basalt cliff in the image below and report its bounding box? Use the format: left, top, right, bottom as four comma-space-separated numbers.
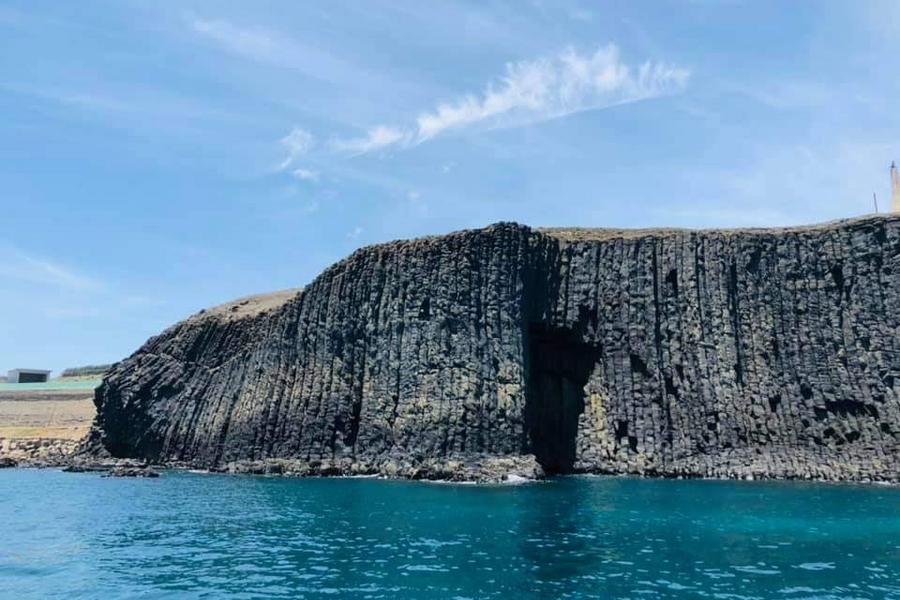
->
84, 216, 900, 482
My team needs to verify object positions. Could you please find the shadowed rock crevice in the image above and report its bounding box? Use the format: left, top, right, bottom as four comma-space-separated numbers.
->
525, 324, 600, 475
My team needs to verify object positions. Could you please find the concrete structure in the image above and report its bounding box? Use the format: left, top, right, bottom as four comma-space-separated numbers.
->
7, 369, 51, 384
892, 161, 900, 213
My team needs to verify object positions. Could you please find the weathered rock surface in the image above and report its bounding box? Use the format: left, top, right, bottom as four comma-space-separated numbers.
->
2, 438, 81, 467
84, 216, 900, 482
105, 466, 160, 478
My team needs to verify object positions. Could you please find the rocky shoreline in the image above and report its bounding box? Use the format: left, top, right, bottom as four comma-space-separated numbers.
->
1, 440, 544, 482
0, 443, 161, 477
0, 437, 81, 468
3, 442, 899, 485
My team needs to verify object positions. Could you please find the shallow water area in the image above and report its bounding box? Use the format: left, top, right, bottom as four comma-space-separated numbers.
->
1, 469, 898, 599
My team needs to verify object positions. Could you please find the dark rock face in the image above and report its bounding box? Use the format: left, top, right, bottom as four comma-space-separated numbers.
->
86, 216, 900, 481
105, 466, 160, 478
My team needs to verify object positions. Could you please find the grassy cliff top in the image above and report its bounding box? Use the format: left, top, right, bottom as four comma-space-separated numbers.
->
188, 288, 303, 323
539, 214, 896, 242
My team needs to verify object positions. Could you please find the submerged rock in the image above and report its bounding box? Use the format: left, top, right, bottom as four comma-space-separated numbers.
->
83, 216, 900, 482
105, 466, 160, 478
62, 464, 109, 473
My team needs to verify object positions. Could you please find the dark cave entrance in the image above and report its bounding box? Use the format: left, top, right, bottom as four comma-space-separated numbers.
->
525, 324, 600, 475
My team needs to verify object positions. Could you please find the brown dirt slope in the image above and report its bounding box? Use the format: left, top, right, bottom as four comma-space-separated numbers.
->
0, 389, 95, 441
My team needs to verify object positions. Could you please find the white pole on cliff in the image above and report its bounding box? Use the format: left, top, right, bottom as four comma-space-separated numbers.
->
891, 161, 900, 213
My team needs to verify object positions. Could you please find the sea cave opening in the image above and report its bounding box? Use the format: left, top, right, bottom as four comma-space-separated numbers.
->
525, 324, 601, 475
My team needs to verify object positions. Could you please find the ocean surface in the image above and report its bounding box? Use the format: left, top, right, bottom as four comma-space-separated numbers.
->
0, 470, 898, 599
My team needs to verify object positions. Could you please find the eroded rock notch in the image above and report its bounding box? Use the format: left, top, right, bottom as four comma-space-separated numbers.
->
525, 324, 600, 474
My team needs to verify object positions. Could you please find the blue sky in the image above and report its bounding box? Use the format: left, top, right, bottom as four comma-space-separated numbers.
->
2, 1, 899, 373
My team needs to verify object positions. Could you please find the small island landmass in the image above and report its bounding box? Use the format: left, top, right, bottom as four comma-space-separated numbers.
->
4, 216, 900, 483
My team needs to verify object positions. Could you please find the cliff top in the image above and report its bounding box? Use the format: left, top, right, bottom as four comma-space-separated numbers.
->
539, 214, 896, 242
189, 288, 302, 323
179, 215, 896, 326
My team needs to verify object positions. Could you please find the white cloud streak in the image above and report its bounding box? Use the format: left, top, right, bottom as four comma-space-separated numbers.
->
331, 125, 409, 155
279, 127, 314, 169
331, 44, 689, 153
189, 16, 411, 93
0, 248, 101, 292
191, 18, 280, 63
292, 168, 319, 182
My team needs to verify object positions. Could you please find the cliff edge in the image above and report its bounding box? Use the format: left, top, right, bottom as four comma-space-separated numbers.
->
84, 215, 900, 482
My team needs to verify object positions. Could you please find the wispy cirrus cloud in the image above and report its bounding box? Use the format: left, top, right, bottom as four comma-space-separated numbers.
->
728, 80, 832, 111
0, 81, 238, 128
269, 43, 689, 181
191, 18, 279, 63
329, 44, 689, 153
292, 168, 319, 182
0, 247, 102, 292
189, 16, 411, 93
330, 125, 409, 154
0, 245, 172, 329
279, 127, 314, 169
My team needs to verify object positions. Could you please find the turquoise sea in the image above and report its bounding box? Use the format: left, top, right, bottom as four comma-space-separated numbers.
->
0, 470, 898, 599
